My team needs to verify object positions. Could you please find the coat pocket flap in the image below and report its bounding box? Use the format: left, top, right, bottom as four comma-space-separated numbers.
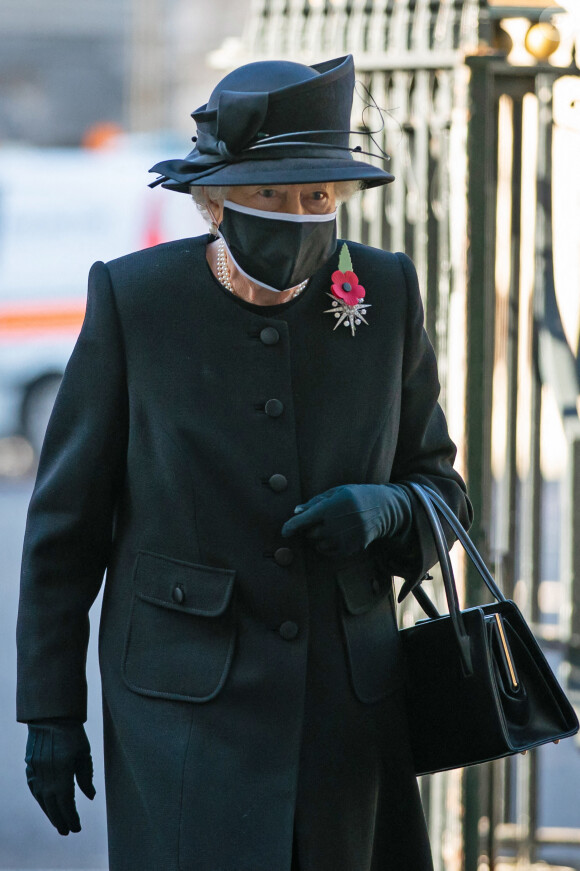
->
337, 561, 385, 615
337, 559, 403, 703
135, 551, 236, 616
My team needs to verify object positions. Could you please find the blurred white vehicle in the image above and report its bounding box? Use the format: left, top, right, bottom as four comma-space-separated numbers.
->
0, 138, 204, 455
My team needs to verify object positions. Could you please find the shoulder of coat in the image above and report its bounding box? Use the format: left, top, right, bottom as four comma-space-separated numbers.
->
100, 235, 207, 314
107, 234, 207, 275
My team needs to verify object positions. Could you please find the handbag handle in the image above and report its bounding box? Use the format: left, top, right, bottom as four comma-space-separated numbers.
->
419, 484, 506, 603
405, 482, 473, 675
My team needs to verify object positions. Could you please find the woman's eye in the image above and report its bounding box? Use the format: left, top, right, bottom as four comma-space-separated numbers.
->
257, 189, 277, 199
311, 191, 327, 201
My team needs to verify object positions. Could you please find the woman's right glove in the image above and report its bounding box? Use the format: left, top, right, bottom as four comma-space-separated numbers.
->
25, 719, 96, 835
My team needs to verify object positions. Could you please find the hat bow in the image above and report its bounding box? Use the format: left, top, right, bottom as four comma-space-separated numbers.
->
195, 90, 269, 160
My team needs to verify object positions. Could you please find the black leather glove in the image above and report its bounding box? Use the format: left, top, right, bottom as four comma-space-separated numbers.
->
25, 719, 96, 835
281, 483, 412, 556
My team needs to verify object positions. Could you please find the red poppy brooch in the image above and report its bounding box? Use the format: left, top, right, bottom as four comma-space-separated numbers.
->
324, 244, 370, 336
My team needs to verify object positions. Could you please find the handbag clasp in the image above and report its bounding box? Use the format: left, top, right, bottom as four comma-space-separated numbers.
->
494, 613, 519, 690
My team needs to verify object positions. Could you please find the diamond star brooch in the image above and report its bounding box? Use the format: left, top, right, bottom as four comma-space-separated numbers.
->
324, 243, 370, 337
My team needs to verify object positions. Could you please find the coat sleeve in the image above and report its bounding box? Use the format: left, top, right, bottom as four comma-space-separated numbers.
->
376, 251, 473, 596
16, 261, 128, 723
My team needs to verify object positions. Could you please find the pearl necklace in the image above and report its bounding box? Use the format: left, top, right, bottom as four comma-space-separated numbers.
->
216, 240, 308, 300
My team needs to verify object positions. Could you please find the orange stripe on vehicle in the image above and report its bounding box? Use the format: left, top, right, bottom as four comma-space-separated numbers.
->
0, 302, 86, 337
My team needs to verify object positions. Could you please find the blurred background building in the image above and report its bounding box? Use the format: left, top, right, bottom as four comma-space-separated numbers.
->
0, 0, 249, 145
0, 0, 128, 146
1, 0, 579, 869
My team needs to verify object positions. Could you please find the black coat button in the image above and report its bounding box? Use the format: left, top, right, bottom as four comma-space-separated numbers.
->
274, 547, 294, 566
279, 621, 299, 640
265, 398, 284, 417
260, 327, 280, 345
269, 474, 288, 492
172, 585, 185, 604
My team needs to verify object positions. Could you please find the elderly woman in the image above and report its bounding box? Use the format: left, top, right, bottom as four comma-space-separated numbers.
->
17, 55, 471, 871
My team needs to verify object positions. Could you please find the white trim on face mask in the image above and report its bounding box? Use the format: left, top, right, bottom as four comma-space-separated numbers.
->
219, 237, 303, 293
223, 199, 338, 223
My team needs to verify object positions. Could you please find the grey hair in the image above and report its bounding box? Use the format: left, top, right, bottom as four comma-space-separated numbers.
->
190, 180, 363, 224
190, 186, 230, 225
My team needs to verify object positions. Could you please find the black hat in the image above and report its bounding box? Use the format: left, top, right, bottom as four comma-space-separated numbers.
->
149, 55, 394, 192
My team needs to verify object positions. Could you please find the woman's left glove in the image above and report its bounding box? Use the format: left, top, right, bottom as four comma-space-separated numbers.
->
281, 483, 412, 556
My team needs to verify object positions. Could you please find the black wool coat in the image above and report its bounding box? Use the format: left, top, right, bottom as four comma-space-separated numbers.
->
17, 235, 471, 871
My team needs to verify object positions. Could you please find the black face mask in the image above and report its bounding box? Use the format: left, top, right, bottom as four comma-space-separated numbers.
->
218, 200, 337, 292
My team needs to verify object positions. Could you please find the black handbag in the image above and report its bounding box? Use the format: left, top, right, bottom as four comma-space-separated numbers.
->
400, 482, 579, 776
